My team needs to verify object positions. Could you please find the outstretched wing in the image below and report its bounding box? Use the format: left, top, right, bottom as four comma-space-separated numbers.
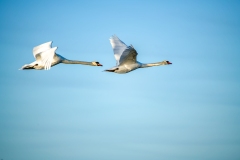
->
33, 41, 52, 59
35, 47, 57, 70
119, 45, 138, 65
109, 35, 128, 65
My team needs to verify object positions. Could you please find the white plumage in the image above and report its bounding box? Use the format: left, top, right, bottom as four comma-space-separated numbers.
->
105, 35, 172, 74
20, 41, 102, 70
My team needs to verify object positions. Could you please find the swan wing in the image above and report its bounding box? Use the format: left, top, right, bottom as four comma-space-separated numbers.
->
119, 46, 138, 65
33, 41, 52, 59
109, 35, 128, 65
35, 47, 57, 70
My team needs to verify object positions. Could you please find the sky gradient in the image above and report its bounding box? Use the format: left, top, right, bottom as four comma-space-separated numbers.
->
0, 0, 240, 160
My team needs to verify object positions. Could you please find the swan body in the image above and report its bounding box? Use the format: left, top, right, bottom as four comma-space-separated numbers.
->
105, 35, 172, 74
20, 41, 102, 70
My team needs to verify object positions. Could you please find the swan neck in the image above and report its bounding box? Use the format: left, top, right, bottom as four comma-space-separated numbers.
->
141, 61, 166, 68
62, 59, 92, 65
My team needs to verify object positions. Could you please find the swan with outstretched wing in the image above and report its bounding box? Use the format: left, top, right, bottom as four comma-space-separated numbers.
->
20, 41, 102, 70
105, 35, 172, 74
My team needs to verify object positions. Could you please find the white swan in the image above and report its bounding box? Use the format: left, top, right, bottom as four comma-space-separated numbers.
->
105, 35, 172, 74
20, 41, 102, 70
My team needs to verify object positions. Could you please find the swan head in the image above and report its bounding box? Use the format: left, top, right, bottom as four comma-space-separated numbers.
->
164, 60, 172, 65
92, 61, 103, 66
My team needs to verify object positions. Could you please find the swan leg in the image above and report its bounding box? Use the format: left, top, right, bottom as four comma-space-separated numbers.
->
105, 69, 115, 72
20, 65, 34, 70
20, 63, 38, 70
105, 68, 119, 72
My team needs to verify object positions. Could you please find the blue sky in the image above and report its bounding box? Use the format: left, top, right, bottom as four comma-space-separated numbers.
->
0, 0, 240, 160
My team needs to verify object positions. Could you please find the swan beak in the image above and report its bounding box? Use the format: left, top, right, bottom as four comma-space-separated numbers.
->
167, 61, 172, 64
97, 63, 103, 66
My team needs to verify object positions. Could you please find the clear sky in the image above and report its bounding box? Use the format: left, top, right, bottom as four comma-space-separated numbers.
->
0, 0, 240, 160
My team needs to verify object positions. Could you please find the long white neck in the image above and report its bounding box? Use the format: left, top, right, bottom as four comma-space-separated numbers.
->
140, 61, 168, 68
61, 59, 93, 66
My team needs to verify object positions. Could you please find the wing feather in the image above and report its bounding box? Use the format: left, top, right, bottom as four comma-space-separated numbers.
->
119, 46, 138, 65
109, 35, 138, 65
109, 35, 128, 65
33, 41, 52, 59
35, 47, 57, 70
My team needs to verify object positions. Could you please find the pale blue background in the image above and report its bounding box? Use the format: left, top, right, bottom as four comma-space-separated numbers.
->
0, 0, 240, 160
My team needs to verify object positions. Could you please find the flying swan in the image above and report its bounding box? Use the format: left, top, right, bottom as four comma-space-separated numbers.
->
20, 41, 102, 70
105, 35, 172, 74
